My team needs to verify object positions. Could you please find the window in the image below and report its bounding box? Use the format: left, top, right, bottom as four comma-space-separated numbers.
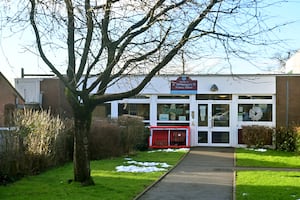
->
118, 103, 150, 120
212, 132, 229, 143
127, 95, 149, 99
196, 94, 232, 100
157, 104, 190, 121
158, 95, 190, 99
198, 131, 208, 143
93, 103, 111, 119
238, 104, 272, 122
238, 96, 272, 99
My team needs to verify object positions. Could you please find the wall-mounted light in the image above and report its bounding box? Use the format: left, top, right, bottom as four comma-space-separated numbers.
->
210, 84, 218, 92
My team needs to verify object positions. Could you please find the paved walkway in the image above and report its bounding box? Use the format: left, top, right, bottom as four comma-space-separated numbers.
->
136, 147, 234, 200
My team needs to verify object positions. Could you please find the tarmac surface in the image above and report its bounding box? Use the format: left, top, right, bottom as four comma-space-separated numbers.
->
136, 147, 234, 200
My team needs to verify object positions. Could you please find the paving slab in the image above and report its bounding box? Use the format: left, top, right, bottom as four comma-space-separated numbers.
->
136, 147, 234, 200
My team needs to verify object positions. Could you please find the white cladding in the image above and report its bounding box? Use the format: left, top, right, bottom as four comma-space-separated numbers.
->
103, 75, 275, 95
15, 78, 42, 104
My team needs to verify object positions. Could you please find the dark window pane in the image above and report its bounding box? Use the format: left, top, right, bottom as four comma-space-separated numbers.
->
198, 131, 208, 143
158, 95, 189, 99
118, 103, 150, 120
196, 94, 232, 100
238, 96, 272, 99
212, 132, 229, 143
93, 103, 111, 119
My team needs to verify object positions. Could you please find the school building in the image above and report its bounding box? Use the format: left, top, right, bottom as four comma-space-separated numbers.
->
15, 74, 300, 147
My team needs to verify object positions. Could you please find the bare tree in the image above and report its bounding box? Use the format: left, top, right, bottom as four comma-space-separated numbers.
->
1, 0, 286, 185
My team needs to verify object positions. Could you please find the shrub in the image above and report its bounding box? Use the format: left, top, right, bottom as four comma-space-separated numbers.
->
89, 115, 149, 160
89, 119, 123, 160
242, 125, 274, 148
118, 115, 149, 153
0, 109, 73, 184
275, 125, 300, 152
0, 131, 24, 185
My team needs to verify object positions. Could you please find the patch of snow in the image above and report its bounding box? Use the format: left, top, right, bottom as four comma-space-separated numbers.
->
126, 160, 171, 168
148, 148, 190, 153
116, 148, 188, 173
116, 159, 172, 173
247, 148, 267, 152
254, 148, 267, 152
116, 165, 167, 173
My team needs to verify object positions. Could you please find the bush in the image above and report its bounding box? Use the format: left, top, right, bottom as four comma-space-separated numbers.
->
242, 125, 274, 148
118, 115, 149, 153
275, 125, 300, 152
89, 115, 149, 160
0, 109, 73, 184
89, 119, 123, 160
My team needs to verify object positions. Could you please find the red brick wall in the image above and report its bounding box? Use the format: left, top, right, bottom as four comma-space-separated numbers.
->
0, 74, 25, 126
40, 78, 73, 118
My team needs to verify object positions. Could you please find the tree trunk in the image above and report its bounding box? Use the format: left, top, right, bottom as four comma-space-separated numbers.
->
73, 107, 94, 186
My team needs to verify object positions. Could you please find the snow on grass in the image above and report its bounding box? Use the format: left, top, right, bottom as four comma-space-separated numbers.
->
116, 148, 189, 173
246, 148, 267, 152
148, 148, 190, 153
116, 165, 167, 173
116, 160, 171, 173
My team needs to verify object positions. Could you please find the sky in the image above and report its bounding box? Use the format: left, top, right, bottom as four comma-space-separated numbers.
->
1, 1, 300, 85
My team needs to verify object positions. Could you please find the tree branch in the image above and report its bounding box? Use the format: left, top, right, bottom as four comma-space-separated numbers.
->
76, 0, 94, 84
29, 0, 68, 86
90, 0, 218, 104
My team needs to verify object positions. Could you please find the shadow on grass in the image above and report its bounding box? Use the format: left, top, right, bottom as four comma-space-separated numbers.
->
0, 150, 187, 200
0, 168, 162, 200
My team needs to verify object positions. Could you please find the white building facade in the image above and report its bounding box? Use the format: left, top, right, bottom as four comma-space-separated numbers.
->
103, 74, 276, 147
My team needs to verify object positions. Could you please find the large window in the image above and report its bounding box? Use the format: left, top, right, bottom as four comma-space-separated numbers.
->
118, 103, 150, 120
238, 104, 272, 122
157, 104, 190, 121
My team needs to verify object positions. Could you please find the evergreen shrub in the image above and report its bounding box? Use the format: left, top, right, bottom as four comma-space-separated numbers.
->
275, 125, 300, 152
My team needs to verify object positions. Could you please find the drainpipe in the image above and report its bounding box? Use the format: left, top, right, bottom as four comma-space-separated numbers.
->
285, 78, 289, 127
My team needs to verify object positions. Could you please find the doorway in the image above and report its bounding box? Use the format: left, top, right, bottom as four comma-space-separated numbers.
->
197, 102, 231, 146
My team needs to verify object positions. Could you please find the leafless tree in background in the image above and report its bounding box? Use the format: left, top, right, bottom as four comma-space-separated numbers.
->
0, 0, 287, 185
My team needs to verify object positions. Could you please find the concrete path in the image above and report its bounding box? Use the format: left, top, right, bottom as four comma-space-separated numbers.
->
136, 147, 234, 200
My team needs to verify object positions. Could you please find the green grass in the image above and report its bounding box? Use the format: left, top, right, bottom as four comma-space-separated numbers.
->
236, 148, 300, 168
0, 150, 187, 200
236, 171, 300, 200
236, 148, 300, 200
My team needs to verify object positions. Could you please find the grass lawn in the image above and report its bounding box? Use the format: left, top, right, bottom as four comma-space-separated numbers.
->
0, 150, 187, 200
236, 171, 300, 200
236, 148, 300, 200
236, 148, 300, 168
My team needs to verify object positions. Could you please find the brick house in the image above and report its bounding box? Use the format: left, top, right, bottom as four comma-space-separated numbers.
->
0, 72, 25, 126
15, 77, 73, 118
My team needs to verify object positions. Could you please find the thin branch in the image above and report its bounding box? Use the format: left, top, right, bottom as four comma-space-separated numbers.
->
76, 0, 94, 85
90, 0, 218, 103
29, 0, 68, 86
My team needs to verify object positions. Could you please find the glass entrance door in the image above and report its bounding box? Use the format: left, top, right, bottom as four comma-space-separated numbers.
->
197, 103, 231, 146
